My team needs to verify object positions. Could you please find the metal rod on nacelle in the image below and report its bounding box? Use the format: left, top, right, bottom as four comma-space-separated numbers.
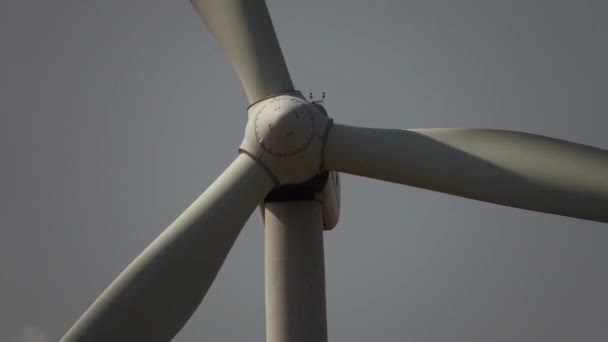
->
264, 201, 328, 342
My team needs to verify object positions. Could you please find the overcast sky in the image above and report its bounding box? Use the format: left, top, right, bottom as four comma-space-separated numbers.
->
1, 0, 607, 341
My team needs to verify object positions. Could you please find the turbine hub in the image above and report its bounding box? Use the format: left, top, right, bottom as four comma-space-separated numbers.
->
254, 96, 315, 156
240, 91, 340, 230
239, 92, 333, 186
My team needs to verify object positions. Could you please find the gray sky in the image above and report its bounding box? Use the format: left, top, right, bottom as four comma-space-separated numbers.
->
2, 0, 607, 341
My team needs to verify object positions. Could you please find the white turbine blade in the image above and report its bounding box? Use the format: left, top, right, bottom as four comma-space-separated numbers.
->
325, 124, 608, 223
191, 0, 294, 104
62, 154, 274, 341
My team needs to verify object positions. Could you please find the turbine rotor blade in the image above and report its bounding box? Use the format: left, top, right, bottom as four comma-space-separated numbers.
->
191, 0, 295, 104
62, 154, 274, 341
325, 124, 608, 223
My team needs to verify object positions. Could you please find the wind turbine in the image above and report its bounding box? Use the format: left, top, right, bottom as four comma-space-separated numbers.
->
61, 1, 608, 341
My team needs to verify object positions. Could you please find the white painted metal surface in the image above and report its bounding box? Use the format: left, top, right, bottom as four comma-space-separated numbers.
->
264, 201, 328, 342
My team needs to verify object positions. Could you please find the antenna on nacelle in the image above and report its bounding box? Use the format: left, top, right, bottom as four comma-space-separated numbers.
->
309, 91, 326, 105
